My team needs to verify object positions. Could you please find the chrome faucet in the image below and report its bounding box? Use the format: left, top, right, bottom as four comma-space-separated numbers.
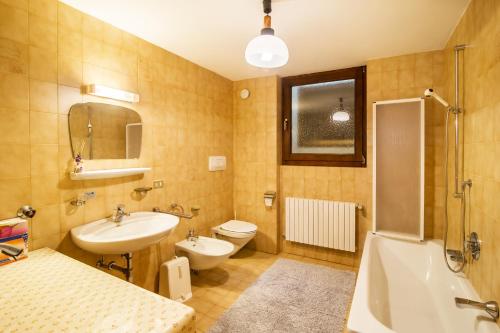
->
187, 227, 198, 242
111, 204, 130, 223
447, 249, 466, 263
455, 297, 499, 321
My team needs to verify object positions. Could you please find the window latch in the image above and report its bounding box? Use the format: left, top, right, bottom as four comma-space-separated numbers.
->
283, 118, 288, 131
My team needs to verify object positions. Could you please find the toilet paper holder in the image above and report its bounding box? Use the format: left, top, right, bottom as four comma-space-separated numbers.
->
264, 191, 276, 207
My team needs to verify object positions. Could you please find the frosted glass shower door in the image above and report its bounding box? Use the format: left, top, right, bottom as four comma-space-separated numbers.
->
373, 98, 424, 241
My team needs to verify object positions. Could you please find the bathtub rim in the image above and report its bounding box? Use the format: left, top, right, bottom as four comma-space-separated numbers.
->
347, 231, 394, 333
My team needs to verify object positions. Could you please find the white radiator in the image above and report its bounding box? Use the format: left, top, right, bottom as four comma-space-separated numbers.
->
285, 197, 356, 252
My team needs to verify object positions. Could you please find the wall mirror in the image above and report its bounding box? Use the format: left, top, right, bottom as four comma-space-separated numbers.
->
68, 102, 142, 160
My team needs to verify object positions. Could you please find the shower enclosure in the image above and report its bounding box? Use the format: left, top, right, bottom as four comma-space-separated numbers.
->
372, 98, 425, 241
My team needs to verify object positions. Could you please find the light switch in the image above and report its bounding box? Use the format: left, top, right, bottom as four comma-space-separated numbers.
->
208, 156, 226, 171
153, 180, 164, 188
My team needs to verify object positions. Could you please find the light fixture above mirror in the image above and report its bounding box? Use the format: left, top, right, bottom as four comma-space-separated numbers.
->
245, 0, 289, 69
83, 84, 140, 103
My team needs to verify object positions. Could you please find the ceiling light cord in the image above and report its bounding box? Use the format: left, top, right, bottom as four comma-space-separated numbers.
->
263, 0, 272, 15
262, 15, 274, 35
262, 0, 274, 35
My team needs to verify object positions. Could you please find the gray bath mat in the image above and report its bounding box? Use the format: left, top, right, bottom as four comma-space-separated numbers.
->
208, 258, 356, 333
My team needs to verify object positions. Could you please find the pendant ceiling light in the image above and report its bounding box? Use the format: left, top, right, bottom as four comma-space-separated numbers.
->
331, 97, 350, 122
245, 0, 289, 68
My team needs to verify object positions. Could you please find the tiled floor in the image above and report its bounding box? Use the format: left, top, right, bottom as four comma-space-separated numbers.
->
184, 248, 357, 333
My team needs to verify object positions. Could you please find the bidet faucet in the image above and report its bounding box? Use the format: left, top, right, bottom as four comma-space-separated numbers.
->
111, 204, 130, 223
187, 227, 198, 242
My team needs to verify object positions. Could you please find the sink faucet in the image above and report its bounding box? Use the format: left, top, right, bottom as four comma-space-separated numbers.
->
111, 204, 130, 224
455, 297, 499, 321
187, 227, 198, 242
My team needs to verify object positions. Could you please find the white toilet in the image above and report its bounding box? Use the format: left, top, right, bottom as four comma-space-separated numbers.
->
212, 220, 257, 256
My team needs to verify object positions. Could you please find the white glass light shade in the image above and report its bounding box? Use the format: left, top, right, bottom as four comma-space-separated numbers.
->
84, 84, 140, 103
245, 34, 289, 68
331, 111, 350, 122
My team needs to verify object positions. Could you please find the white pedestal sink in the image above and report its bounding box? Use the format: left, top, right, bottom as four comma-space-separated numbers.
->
71, 212, 179, 255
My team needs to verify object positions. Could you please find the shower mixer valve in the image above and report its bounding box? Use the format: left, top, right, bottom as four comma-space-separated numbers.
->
466, 232, 480, 261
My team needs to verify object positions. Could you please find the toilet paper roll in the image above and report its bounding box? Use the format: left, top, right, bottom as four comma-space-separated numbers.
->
264, 197, 273, 207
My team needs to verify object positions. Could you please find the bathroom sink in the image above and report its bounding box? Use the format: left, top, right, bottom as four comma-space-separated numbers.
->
71, 212, 179, 254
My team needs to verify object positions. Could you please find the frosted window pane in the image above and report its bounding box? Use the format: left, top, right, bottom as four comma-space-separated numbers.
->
291, 79, 355, 154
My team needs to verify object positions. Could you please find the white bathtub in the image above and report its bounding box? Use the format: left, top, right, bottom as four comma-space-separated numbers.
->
348, 232, 499, 333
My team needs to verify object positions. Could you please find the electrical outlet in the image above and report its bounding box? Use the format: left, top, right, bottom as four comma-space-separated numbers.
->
153, 180, 164, 189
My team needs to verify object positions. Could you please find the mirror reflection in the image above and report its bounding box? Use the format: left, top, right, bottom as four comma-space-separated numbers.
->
69, 102, 142, 160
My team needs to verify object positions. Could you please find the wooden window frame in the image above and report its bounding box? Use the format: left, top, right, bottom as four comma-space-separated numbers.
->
281, 66, 367, 167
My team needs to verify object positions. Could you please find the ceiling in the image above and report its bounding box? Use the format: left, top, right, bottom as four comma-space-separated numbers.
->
60, 0, 470, 81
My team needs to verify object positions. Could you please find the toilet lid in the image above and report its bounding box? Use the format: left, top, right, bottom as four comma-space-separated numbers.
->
220, 220, 257, 234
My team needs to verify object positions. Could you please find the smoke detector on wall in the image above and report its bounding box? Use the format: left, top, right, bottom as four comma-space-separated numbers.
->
240, 89, 251, 100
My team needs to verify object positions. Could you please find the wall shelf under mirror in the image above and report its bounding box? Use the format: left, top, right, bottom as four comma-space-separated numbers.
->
69, 167, 151, 181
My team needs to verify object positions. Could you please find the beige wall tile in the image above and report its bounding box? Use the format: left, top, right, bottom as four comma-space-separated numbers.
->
58, 85, 82, 114
233, 76, 279, 254
28, 0, 57, 23
0, 144, 30, 179
30, 144, 58, 176
29, 79, 57, 113
0, 178, 31, 220
82, 14, 104, 40
29, 13, 57, 52
58, 2, 82, 32
442, 0, 500, 306
30, 111, 58, 144
0, 0, 28, 10
0, 37, 28, 75
58, 115, 70, 146
29, 46, 57, 82
32, 233, 60, 250
31, 172, 59, 206
0, 3, 28, 44
83, 63, 137, 92
0, 108, 29, 144
31, 203, 60, 239
58, 56, 82, 87
58, 28, 82, 60
59, 202, 84, 233
0, 72, 29, 110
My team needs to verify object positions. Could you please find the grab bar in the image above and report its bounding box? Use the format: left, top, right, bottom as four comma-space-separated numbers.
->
455, 297, 499, 321
153, 205, 200, 219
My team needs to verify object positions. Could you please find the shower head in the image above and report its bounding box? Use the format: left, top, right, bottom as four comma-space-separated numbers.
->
424, 88, 450, 108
